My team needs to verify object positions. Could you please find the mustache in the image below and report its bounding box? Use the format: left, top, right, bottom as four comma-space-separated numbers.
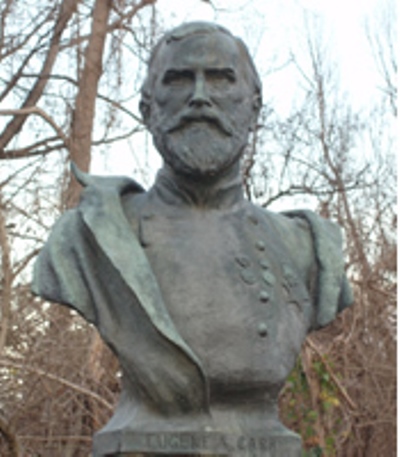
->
165, 108, 234, 136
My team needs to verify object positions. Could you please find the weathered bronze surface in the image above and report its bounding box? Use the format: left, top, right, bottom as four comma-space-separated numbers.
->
32, 22, 352, 457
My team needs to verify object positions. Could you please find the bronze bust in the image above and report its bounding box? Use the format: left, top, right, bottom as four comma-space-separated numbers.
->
32, 22, 352, 457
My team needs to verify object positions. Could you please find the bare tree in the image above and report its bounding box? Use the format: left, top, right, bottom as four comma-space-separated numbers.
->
0, 1, 158, 455
365, 0, 397, 116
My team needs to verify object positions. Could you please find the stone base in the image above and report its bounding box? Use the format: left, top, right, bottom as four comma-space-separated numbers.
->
93, 430, 302, 457
112, 453, 228, 457
112, 453, 227, 457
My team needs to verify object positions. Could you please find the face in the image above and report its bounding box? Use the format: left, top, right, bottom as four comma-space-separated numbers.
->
146, 32, 258, 179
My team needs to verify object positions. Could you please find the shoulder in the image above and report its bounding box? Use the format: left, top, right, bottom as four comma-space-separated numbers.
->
32, 207, 85, 311
251, 205, 316, 267
256, 207, 344, 254
250, 205, 352, 329
282, 209, 343, 244
263, 208, 313, 246
278, 209, 352, 328
50, 207, 83, 240
280, 210, 346, 274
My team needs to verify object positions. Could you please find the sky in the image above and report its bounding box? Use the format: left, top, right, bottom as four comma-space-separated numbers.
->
154, 0, 383, 106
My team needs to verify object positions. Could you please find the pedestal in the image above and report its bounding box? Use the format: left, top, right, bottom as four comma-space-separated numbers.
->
93, 430, 302, 457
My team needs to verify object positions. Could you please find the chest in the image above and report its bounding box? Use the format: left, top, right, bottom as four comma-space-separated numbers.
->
133, 205, 312, 387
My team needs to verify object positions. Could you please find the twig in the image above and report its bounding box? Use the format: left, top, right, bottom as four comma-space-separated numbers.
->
0, 107, 68, 148
0, 414, 20, 457
305, 337, 358, 411
0, 360, 114, 412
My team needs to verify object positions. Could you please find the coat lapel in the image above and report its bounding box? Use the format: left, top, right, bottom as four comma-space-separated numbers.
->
73, 164, 206, 376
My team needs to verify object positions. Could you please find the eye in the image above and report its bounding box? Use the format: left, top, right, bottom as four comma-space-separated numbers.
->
162, 70, 193, 86
206, 69, 236, 86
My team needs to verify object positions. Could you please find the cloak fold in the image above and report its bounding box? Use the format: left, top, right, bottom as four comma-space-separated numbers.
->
32, 169, 209, 415
283, 210, 353, 329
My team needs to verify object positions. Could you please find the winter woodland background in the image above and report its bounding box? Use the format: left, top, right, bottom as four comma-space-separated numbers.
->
0, 0, 397, 455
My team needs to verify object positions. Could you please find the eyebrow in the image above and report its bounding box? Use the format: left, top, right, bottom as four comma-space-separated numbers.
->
162, 67, 237, 78
162, 69, 194, 83
205, 68, 236, 80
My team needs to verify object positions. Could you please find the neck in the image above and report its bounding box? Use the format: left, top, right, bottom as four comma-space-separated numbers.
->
151, 162, 244, 209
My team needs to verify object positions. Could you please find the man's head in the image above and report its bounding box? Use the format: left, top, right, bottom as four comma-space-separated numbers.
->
140, 22, 262, 180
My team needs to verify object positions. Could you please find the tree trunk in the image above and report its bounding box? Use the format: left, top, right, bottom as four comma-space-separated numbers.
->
65, 0, 113, 208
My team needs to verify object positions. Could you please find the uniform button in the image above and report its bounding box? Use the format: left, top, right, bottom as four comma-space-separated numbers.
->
256, 241, 266, 251
283, 265, 299, 287
259, 290, 270, 302
263, 271, 276, 286
240, 269, 257, 285
258, 323, 268, 337
260, 260, 270, 270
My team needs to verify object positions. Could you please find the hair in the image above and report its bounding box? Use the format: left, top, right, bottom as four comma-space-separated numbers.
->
139, 22, 263, 123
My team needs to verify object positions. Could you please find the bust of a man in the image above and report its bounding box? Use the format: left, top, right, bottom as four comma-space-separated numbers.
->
33, 22, 352, 457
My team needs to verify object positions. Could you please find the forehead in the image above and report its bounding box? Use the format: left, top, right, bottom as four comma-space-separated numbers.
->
155, 32, 245, 71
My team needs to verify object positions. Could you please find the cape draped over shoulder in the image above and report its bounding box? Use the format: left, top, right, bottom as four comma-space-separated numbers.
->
32, 166, 353, 414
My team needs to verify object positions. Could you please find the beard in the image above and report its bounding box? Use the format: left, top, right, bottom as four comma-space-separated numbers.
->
152, 117, 249, 179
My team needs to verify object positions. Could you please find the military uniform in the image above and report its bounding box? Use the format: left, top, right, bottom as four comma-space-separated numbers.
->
32, 166, 352, 456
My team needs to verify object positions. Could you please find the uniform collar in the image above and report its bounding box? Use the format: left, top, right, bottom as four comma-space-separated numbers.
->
149, 164, 245, 210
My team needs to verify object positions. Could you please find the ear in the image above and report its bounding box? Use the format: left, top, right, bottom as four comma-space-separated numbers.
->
249, 93, 262, 131
139, 99, 151, 127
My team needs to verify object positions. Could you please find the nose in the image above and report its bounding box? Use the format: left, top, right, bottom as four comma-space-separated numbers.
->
189, 74, 212, 108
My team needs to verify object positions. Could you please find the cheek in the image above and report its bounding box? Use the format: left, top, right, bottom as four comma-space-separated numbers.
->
214, 85, 252, 108
220, 94, 255, 123
155, 85, 192, 110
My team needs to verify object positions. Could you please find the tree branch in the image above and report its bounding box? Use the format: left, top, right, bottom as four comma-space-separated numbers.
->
59, 0, 157, 51
0, 107, 68, 158
305, 337, 358, 411
1, 143, 65, 160
21, 73, 144, 123
0, 7, 55, 61
0, 0, 78, 151
11, 249, 41, 282
0, 192, 12, 355
0, 414, 20, 457
0, 360, 114, 412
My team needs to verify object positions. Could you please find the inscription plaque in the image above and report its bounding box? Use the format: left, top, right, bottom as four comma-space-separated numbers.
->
96, 431, 301, 457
